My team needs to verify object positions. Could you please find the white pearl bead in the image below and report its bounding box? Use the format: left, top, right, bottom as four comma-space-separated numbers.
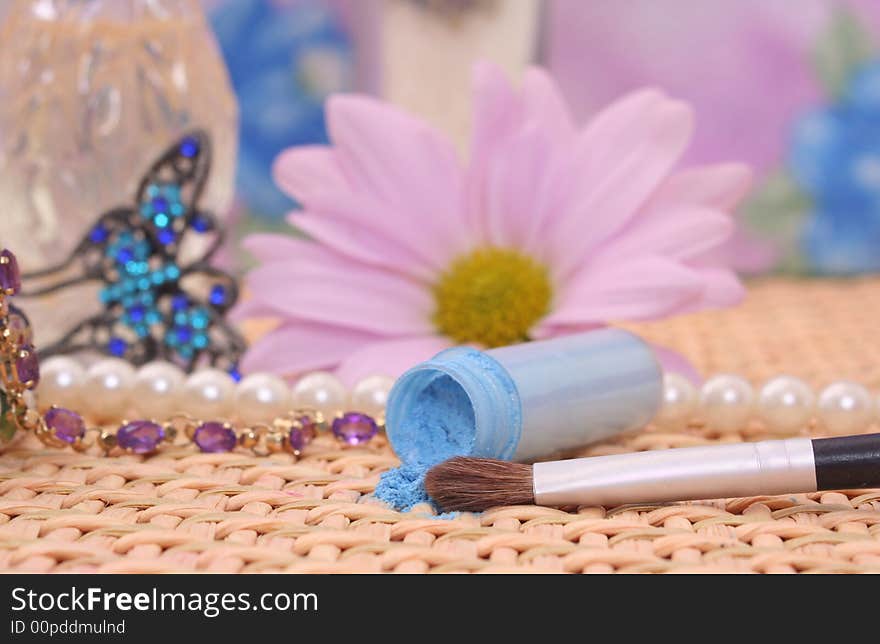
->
757, 376, 814, 434
83, 358, 135, 421
351, 375, 395, 418
291, 371, 347, 417
183, 368, 235, 420
818, 381, 873, 435
699, 374, 755, 432
133, 361, 185, 420
234, 373, 291, 424
654, 373, 697, 428
37, 356, 86, 410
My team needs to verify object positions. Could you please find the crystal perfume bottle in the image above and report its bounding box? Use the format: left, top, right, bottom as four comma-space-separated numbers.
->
0, 0, 238, 346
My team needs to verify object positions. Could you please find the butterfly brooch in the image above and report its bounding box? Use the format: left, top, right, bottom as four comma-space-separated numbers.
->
22, 131, 245, 376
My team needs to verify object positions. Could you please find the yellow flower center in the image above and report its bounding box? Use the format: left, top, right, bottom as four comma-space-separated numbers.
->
432, 248, 552, 348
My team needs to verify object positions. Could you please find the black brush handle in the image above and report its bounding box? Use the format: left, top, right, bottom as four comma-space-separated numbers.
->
812, 433, 880, 490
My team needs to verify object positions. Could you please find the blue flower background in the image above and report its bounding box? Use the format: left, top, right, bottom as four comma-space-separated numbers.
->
209, 0, 354, 220
790, 59, 880, 273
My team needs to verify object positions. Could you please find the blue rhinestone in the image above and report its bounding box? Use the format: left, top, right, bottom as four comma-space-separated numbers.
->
136, 325, 150, 338
179, 137, 199, 158
193, 333, 209, 349
157, 230, 175, 245
175, 326, 193, 343
147, 184, 160, 198
191, 309, 210, 329
151, 197, 169, 212
174, 311, 188, 325
139, 203, 152, 218
153, 213, 170, 228
165, 265, 181, 279
89, 224, 109, 243
117, 247, 134, 264
209, 285, 227, 306
229, 367, 242, 383
171, 295, 189, 311
108, 337, 127, 356
129, 306, 145, 323
170, 203, 184, 217
191, 214, 211, 233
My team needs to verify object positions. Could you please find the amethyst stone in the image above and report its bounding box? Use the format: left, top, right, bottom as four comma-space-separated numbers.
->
7, 307, 32, 347
288, 426, 308, 452
332, 412, 379, 446
117, 420, 165, 454
44, 407, 85, 444
193, 422, 236, 453
15, 345, 39, 386
289, 414, 318, 452
295, 415, 317, 443
0, 249, 21, 294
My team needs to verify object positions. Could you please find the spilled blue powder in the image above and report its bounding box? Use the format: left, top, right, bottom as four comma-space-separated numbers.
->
374, 374, 474, 512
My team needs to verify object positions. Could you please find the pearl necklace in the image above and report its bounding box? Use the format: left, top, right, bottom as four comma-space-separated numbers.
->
38, 356, 393, 426
32, 357, 392, 453
657, 373, 877, 435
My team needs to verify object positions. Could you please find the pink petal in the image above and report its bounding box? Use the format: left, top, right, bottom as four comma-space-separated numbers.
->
469, 62, 573, 165
545, 256, 704, 325
276, 144, 456, 277
245, 257, 434, 336
599, 207, 734, 261
484, 123, 560, 251
650, 343, 702, 384
467, 62, 574, 242
334, 335, 452, 387
228, 296, 280, 323
529, 320, 604, 341
241, 321, 381, 378
648, 163, 753, 212
690, 267, 746, 309
325, 95, 468, 267
469, 62, 524, 173
273, 145, 348, 206
544, 90, 694, 278
467, 62, 525, 240
521, 67, 576, 143
292, 211, 437, 282
241, 233, 328, 264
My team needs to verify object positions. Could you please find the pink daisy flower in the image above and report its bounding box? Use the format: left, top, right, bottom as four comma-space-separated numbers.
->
234, 62, 751, 385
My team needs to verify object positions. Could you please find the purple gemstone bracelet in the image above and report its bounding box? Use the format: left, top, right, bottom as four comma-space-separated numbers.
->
1, 248, 383, 456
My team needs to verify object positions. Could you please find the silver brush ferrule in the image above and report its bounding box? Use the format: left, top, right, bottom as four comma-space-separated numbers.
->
533, 438, 817, 507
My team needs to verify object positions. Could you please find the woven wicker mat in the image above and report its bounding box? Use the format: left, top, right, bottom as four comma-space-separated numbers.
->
2, 277, 880, 574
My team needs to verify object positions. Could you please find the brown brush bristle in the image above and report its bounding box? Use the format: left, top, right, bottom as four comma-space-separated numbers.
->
425, 457, 534, 512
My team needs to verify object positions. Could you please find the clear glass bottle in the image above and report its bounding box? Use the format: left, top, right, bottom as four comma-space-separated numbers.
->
0, 0, 237, 345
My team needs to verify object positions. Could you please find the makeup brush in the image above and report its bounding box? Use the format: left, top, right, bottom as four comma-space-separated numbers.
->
425, 433, 880, 512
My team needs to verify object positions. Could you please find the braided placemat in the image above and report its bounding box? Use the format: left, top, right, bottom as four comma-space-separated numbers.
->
1, 278, 879, 573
